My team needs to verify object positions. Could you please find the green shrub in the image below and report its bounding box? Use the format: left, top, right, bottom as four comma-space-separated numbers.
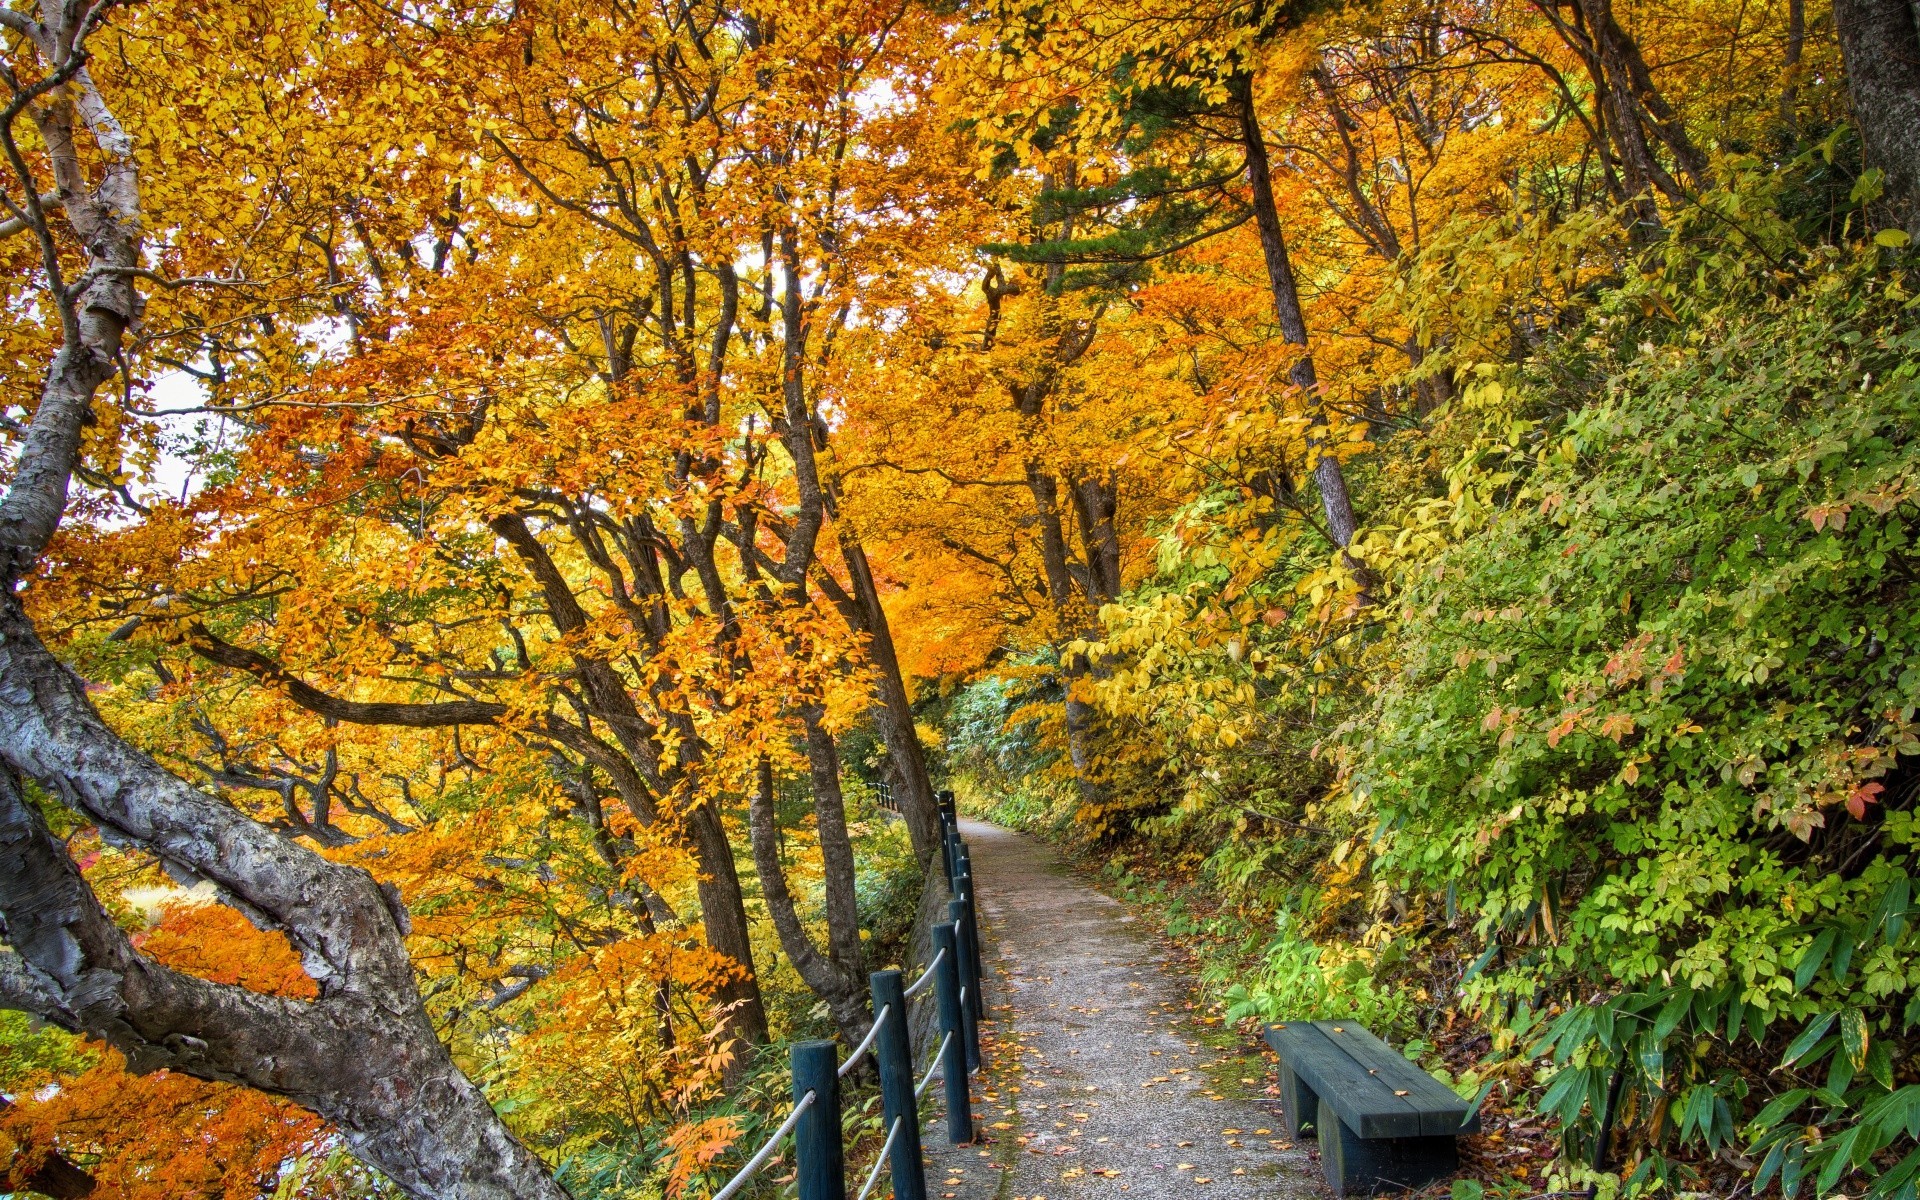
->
1357, 229, 1920, 1194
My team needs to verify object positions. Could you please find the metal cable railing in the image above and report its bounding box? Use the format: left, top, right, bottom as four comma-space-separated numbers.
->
705, 801, 985, 1200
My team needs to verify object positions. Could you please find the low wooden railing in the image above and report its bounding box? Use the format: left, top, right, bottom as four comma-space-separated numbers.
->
712, 808, 985, 1200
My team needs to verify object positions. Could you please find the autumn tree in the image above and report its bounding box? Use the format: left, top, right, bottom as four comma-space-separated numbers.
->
0, 0, 571, 1194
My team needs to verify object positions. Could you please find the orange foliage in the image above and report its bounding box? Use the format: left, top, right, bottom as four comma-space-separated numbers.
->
2, 1056, 342, 1200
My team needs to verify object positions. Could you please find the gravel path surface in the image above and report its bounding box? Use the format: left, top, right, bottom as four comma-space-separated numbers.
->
921, 820, 1325, 1200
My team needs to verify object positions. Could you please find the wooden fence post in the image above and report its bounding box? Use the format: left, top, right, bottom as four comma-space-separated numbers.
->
956, 851, 985, 1021
949, 897, 982, 1072
932, 922, 974, 1144
869, 969, 928, 1200
791, 1040, 844, 1200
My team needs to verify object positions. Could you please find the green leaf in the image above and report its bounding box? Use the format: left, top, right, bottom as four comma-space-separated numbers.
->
1450, 1182, 1485, 1200
1639, 1036, 1666, 1090
1462, 941, 1498, 984
1541, 1065, 1599, 1122
1833, 926, 1860, 983
1876, 228, 1912, 248
1828, 1046, 1858, 1095
1819, 1125, 1864, 1194
1783, 1013, 1839, 1068
1460, 1080, 1497, 1128
1843, 1007, 1871, 1070
1679, 1084, 1717, 1143
1877, 1144, 1920, 1191
1592, 1003, 1616, 1051
1654, 989, 1692, 1041
1748, 1088, 1811, 1133
1783, 1137, 1809, 1197
1871, 1039, 1896, 1091
1756, 1137, 1790, 1192
1797, 929, 1838, 990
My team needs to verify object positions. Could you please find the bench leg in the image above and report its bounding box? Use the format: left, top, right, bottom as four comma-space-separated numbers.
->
1277, 1063, 1319, 1140
1320, 1113, 1459, 1197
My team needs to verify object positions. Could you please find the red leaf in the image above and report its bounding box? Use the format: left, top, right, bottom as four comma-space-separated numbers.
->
1847, 781, 1886, 820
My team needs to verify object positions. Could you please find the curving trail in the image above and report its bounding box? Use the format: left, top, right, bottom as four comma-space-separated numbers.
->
924, 820, 1324, 1200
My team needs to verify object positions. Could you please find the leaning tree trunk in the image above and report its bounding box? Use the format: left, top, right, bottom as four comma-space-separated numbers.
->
488, 513, 770, 1050
1835, 0, 1920, 237
0, 604, 569, 1200
746, 758, 873, 1041
1230, 72, 1370, 577
836, 531, 946, 865
0, 8, 570, 1196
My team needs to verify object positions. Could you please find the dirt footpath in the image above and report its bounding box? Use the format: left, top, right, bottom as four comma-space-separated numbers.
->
921, 820, 1324, 1200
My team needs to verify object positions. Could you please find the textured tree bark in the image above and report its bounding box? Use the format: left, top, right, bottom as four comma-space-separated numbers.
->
1522, 0, 1709, 236
1069, 474, 1123, 603
834, 531, 944, 864
682, 796, 771, 1047
0, 12, 570, 1192
0, 605, 568, 1200
1025, 465, 1103, 789
0, 82, 137, 578
187, 628, 509, 726
746, 759, 873, 1040
800, 712, 868, 979
1231, 72, 1370, 567
1835, 0, 1920, 235
1781, 0, 1806, 130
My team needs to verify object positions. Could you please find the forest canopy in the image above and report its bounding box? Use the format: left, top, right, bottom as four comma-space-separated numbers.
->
0, 0, 1917, 1195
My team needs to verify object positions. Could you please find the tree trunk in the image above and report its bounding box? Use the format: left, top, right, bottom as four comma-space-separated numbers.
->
1780, 0, 1806, 132
801, 710, 867, 979
0, 605, 568, 1200
1835, 0, 1920, 235
1069, 474, 1123, 603
0, 12, 570, 1193
835, 532, 945, 864
684, 798, 771, 1048
1526, 0, 1709, 236
1026, 465, 1104, 789
489, 513, 769, 1050
1230, 72, 1369, 563
746, 759, 872, 1041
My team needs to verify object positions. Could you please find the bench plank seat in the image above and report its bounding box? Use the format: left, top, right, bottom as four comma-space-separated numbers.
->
1268, 1023, 1426, 1138
1265, 1020, 1477, 1197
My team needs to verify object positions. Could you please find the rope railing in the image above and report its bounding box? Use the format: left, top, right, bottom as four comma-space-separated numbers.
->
855, 1116, 905, 1200
838, 1003, 890, 1080
902, 947, 943, 998
709, 1090, 817, 1200
914, 1031, 951, 1099
706, 799, 985, 1200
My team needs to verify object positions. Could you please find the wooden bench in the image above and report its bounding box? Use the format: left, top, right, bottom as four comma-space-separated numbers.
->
1265, 1020, 1479, 1197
